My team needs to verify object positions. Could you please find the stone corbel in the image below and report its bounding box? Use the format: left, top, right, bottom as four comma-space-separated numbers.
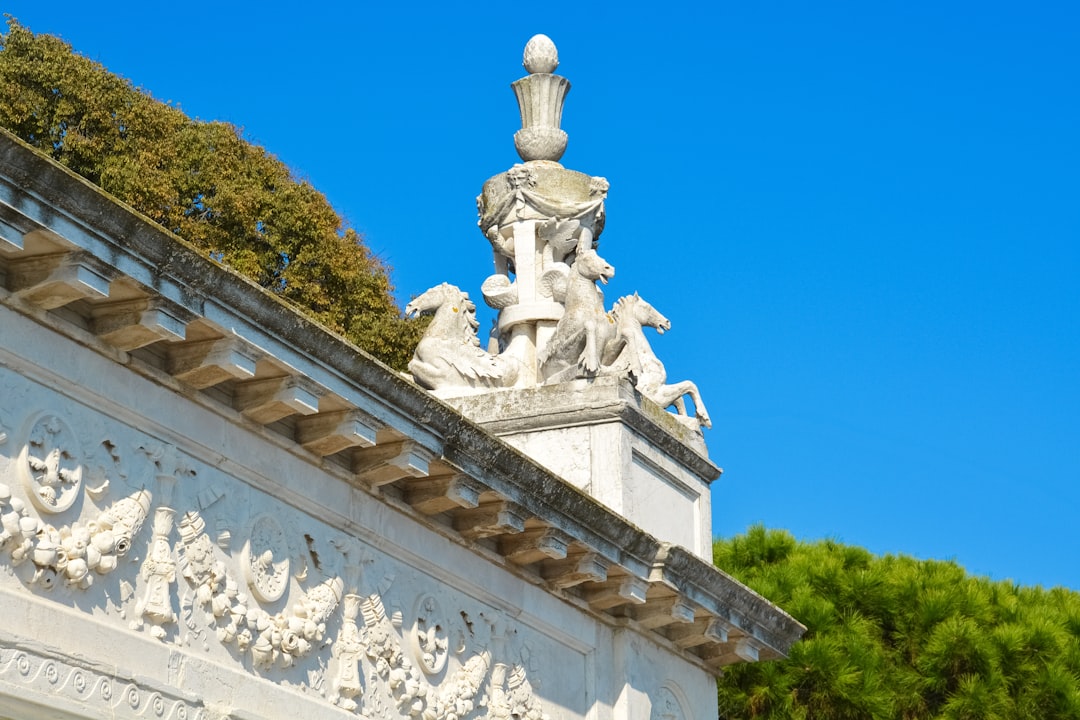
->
89, 298, 188, 351
583, 575, 650, 611
0, 216, 25, 252
404, 474, 484, 515
698, 637, 761, 668
166, 337, 258, 389
634, 596, 696, 630
234, 376, 322, 425
665, 617, 728, 650
499, 528, 570, 565
295, 410, 378, 456
8, 252, 112, 309
542, 551, 609, 589
454, 501, 527, 539
351, 440, 433, 487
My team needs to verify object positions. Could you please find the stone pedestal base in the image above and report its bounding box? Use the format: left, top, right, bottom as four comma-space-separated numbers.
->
445, 376, 720, 559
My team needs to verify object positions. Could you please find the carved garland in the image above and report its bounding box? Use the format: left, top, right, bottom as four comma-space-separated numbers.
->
0, 418, 551, 720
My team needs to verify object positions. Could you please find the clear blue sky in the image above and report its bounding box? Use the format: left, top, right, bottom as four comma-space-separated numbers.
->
4, 2, 1078, 589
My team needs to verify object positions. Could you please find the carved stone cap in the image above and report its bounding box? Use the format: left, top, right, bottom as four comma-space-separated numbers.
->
512, 35, 571, 162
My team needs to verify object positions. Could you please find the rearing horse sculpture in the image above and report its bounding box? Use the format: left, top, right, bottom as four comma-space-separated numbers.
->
538, 240, 616, 382
606, 293, 712, 429
405, 283, 520, 392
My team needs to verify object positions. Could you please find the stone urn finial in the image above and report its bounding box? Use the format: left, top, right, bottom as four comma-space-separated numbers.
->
512, 34, 571, 163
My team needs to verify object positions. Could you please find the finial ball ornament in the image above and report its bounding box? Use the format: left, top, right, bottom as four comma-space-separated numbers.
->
523, 34, 559, 74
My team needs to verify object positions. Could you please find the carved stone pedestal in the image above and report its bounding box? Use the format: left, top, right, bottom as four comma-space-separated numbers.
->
445, 376, 719, 559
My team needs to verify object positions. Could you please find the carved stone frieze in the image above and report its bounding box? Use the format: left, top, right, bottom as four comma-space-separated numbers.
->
0, 389, 554, 720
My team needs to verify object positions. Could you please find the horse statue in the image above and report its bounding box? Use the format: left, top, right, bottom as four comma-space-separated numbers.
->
606, 293, 712, 429
405, 283, 520, 393
538, 240, 616, 382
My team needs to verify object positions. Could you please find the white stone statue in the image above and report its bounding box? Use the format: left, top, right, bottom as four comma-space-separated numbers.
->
538, 239, 616, 382
405, 34, 714, 430
405, 283, 521, 393
608, 294, 712, 428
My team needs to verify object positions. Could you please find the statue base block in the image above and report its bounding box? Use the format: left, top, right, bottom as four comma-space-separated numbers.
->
444, 376, 720, 559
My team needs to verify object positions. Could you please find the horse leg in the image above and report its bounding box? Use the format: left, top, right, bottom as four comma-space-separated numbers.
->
579, 320, 601, 374
683, 382, 711, 428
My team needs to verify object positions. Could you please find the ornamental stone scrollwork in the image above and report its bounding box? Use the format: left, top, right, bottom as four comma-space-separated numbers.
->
242, 513, 291, 603
177, 509, 342, 668
20, 412, 83, 513
411, 594, 450, 675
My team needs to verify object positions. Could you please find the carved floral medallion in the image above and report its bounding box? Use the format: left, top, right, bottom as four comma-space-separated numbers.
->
410, 594, 449, 675
241, 514, 290, 604
20, 413, 82, 513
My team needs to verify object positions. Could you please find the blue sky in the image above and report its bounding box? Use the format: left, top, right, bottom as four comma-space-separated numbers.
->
4, 2, 1078, 589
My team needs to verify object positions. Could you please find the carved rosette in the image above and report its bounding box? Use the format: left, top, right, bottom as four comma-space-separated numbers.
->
19, 413, 83, 513
241, 514, 290, 604
410, 594, 449, 675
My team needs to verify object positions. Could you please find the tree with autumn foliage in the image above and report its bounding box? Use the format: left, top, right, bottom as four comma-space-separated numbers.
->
714, 527, 1080, 720
0, 18, 423, 369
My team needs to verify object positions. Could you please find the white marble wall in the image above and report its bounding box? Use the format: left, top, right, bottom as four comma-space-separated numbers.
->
0, 304, 708, 720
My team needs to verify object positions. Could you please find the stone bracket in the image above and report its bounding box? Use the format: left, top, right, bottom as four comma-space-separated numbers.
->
584, 576, 650, 611
167, 337, 258, 389
454, 501, 527, 539
352, 440, 433, 487
296, 410, 379, 456
235, 376, 322, 425
544, 551, 609, 589
700, 638, 761, 668
635, 596, 696, 630
500, 528, 571, 565
90, 298, 188, 351
8, 253, 112, 309
666, 618, 728, 649
405, 474, 484, 515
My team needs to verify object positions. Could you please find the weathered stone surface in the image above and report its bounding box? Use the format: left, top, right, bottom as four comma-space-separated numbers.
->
445, 376, 718, 559
0, 39, 804, 716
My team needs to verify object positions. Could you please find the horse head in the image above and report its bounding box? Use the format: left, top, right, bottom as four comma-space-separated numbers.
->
615, 292, 671, 333
573, 248, 615, 285
406, 282, 475, 319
